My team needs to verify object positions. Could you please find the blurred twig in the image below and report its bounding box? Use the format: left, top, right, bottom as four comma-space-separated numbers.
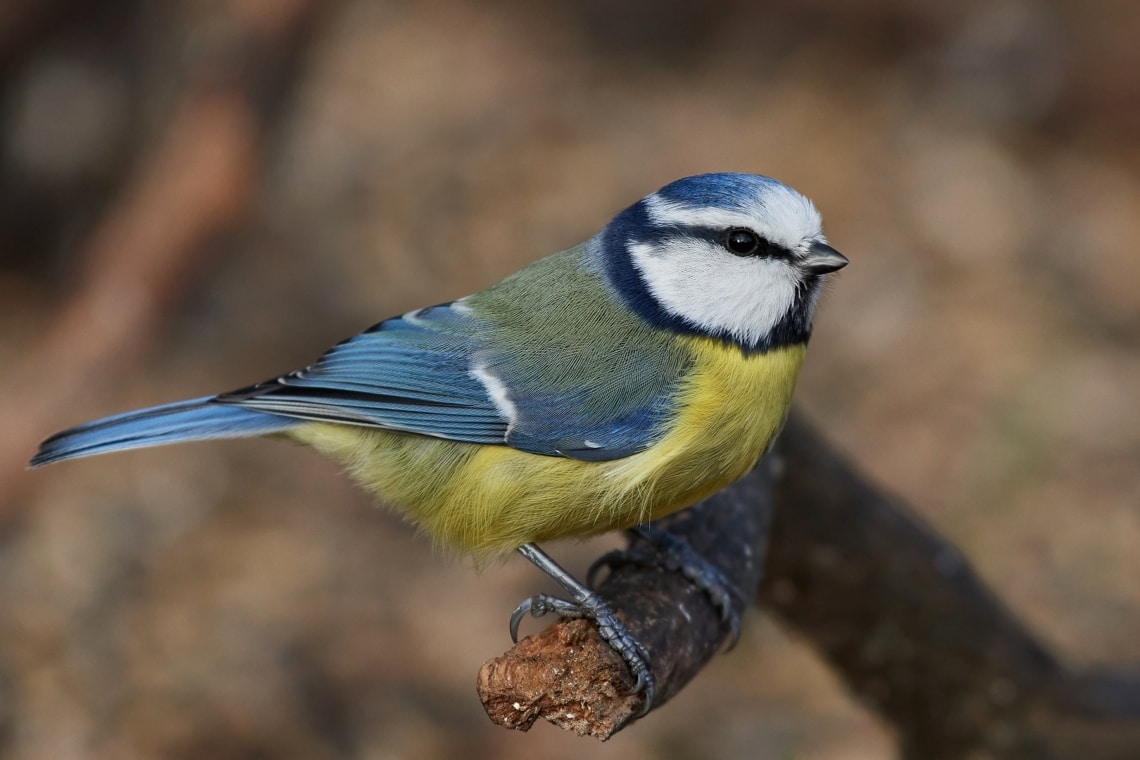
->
0, 0, 81, 74
3, 0, 322, 516
481, 412, 1140, 756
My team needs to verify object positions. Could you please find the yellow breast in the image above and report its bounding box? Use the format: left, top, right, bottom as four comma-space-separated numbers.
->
292, 338, 807, 557
601, 337, 806, 521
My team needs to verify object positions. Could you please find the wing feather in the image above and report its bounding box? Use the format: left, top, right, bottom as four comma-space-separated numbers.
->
216, 306, 511, 444
214, 253, 691, 461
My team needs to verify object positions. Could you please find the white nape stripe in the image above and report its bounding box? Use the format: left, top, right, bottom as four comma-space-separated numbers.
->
451, 297, 475, 315
643, 190, 823, 252
470, 360, 517, 434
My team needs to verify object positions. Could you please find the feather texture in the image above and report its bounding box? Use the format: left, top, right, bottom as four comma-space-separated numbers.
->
30, 397, 297, 466
288, 338, 806, 556
213, 245, 692, 460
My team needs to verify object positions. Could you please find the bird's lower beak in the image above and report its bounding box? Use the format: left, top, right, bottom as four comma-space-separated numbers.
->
801, 242, 849, 275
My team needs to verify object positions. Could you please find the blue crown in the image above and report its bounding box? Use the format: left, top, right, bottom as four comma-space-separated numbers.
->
654, 172, 783, 211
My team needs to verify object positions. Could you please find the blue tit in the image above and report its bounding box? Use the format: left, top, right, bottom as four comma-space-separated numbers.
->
31, 172, 847, 710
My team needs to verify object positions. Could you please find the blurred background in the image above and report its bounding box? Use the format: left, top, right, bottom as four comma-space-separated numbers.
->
2, 1, 1138, 757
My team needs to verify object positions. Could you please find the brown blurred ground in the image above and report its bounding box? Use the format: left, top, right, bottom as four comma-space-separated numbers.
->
2, 1, 1138, 758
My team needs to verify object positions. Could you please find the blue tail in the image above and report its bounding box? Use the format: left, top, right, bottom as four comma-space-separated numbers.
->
30, 397, 301, 467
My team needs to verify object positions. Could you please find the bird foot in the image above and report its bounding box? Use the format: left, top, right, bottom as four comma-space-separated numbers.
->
513, 544, 655, 716
588, 523, 744, 650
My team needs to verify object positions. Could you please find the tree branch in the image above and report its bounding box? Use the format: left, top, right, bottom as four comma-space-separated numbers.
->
478, 461, 774, 738
761, 411, 1140, 760
479, 411, 1140, 756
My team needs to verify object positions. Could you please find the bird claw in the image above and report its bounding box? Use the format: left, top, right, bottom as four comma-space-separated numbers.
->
588, 525, 744, 651
510, 590, 655, 716
509, 594, 583, 642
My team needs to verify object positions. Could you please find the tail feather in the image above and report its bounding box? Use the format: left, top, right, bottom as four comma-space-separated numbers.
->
30, 397, 300, 467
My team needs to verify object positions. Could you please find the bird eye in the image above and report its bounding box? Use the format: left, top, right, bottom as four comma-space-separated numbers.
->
723, 228, 760, 256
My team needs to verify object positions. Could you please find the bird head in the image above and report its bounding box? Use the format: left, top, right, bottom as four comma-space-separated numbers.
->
598, 173, 848, 353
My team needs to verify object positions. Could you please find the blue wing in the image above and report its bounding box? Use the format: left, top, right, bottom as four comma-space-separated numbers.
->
504, 379, 676, 461
217, 304, 511, 445
34, 258, 687, 467
217, 296, 683, 461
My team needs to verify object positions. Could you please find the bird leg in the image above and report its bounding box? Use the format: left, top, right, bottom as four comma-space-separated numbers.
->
511, 542, 654, 716
587, 523, 744, 649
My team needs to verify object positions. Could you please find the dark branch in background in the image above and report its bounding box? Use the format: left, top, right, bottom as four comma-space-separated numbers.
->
762, 412, 1140, 760
479, 411, 1140, 757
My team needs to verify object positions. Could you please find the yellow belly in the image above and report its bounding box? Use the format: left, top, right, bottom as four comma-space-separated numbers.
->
290, 338, 806, 557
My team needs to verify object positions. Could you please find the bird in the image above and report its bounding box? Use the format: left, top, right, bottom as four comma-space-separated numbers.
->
30, 172, 847, 712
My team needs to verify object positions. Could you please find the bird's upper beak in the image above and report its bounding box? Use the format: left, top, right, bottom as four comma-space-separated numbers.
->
800, 241, 849, 275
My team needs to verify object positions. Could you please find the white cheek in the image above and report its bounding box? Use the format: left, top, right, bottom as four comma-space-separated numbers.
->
630, 241, 801, 345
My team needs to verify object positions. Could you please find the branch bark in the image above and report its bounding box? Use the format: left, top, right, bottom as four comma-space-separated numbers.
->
761, 411, 1140, 760
479, 411, 1140, 757
478, 463, 774, 738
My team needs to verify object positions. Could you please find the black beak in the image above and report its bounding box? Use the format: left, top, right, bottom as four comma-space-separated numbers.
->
800, 241, 849, 275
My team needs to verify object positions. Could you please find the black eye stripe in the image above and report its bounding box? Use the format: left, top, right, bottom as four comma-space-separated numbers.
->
635, 223, 792, 259
710, 227, 790, 258
719, 227, 789, 258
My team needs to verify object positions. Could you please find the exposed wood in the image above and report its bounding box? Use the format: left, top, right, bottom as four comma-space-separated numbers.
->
478, 464, 774, 738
